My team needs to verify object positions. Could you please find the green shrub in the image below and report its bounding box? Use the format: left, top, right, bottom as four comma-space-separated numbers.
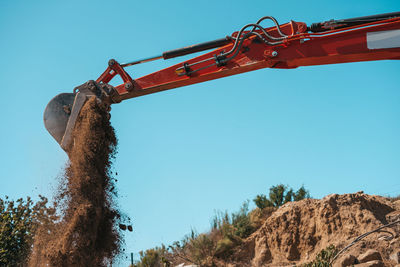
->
231, 201, 254, 238
135, 246, 169, 267
0, 196, 55, 266
294, 186, 311, 201
269, 184, 291, 207
254, 184, 310, 209
253, 194, 272, 210
188, 233, 216, 264
303, 245, 338, 267
215, 237, 235, 257
211, 201, 255, 241
165, 230, 217, 266
211, 210, 230, 231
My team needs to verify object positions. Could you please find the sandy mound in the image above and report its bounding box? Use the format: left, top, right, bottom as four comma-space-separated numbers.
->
231, 192, 400, 266
30, 97, 121, 266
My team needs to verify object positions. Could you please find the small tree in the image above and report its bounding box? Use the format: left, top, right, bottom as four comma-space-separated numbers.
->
269, 184, 289, 207
254, 184, 310, 209
253, 194, 272, 210
134, 245, 173, 267
0, 195, 55, 266
231, 201, 254, 238
284, 188, 294, 204
294, 185, 311, 201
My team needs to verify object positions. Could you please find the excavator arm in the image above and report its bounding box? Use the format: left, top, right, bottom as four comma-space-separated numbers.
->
44, 12, 400, 151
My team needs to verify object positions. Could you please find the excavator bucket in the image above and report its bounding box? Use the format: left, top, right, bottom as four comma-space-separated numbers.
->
43, 81, 115, 151
44, 92, 88, 151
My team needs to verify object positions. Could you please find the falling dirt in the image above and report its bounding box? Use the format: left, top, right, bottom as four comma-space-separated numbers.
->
30, 97, 122, 266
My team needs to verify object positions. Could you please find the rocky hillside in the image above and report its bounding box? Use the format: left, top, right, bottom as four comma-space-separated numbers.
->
135, 192, 400, 267
229, 192, 400, 266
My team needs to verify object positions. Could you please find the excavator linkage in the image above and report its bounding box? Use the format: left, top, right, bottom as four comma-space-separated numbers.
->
44, 12, 400, 152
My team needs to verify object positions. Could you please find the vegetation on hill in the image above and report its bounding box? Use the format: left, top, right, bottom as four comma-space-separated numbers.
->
389, 194, 400, 202
133, 184, 311, 267
254, 184, 310, 209
302, 245, 338, 267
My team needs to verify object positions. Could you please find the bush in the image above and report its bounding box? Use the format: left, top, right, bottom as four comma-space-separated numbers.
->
135, 246, 169, 267
165, 229, 217, 267
294, 185, 311, 201
188, 234, 216, 265
211, 211, 230, 232
303, 245, 338, 267
211, 201, 255, 241
0, 195, 55, 266
249, 206, 276, 228
254, 184, 310, 209
215, 237, 235, 257
253, 194, 272, 210
231, 201, 254, 238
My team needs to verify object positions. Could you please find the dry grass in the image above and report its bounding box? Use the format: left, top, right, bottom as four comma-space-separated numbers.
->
389, 194, 400, 202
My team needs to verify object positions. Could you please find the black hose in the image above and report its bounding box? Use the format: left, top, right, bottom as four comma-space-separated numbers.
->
309, 11, 400, 32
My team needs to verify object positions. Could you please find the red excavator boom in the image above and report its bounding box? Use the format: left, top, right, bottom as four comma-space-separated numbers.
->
44, 12, 400, 151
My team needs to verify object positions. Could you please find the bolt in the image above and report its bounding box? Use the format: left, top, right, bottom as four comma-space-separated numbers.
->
271, 51, 278, 57
87, 80, 95, 89
125, 82, 133, 91
108, 59, 116, 67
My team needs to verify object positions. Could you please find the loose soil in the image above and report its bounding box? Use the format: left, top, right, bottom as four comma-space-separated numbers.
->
30, 97, 121, 266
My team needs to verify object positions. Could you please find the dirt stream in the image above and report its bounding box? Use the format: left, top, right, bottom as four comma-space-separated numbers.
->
30, 97, 122, 266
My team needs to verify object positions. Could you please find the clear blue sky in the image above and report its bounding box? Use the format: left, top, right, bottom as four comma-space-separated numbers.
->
1, 0, 399, 264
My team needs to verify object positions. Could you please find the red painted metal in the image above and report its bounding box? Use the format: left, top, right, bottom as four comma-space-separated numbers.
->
96, 18, 400, 103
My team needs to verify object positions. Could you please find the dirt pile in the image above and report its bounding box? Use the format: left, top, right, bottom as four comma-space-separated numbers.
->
30, 97, 122, 266
231, 192, 400, 266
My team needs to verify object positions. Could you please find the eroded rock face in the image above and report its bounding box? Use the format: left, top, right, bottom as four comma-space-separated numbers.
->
354, 260, 385, 267
358, 249, 383, 263
333, 254, 357, 267
390, 251, 400, 264
231, 192, 399, 266
251, 236, 271, 266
